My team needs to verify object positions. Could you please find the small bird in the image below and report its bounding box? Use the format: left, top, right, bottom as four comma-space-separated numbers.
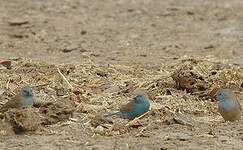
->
0, 86, 34, 113
215, 89, 242, 122
104, 92, 150, 120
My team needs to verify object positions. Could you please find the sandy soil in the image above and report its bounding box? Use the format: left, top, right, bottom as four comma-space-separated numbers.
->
0, 0, 243, 149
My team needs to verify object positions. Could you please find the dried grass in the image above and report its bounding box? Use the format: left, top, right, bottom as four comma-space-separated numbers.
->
0, 57, 242, 135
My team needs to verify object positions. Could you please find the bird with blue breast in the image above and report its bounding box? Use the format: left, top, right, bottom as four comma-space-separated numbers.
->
0, 86, 34, 113
104, 90, 150, 120
215, 88, 241, 122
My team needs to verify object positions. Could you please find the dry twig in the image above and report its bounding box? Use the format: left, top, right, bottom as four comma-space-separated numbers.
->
57, 67, 73, 90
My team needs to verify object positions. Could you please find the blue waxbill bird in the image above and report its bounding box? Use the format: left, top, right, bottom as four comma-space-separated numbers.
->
0, 86, 34, 113
104, 92, 150, 120
216, 89, 241, 121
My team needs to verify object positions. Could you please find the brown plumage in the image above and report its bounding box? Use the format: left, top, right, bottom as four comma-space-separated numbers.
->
216, 89, 242, 121
0, 86, 34, 113
119, 100, 134, 112
0, 95, 23, 113
104, 90, 150, 120
120, 90, 148, 113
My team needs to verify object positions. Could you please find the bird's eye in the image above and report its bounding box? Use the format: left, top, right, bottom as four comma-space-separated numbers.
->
218, 93, 224, 97
24, 91, 28, 95
23, 90, 31, 96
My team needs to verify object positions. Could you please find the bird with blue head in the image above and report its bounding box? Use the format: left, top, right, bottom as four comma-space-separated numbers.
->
104, 91, 150, 120
0, 86, 34, 113
215, 89, 241, 122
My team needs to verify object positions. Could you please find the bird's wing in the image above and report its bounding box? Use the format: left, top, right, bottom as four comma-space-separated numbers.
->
236, 99, 242, 110
120, 100, 134, 112
0, 95, 21, 111
228, 92, 242, 110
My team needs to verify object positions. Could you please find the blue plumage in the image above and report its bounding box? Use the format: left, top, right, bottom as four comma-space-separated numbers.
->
216, 89, 241, 121
104, 93, 150, 120
20, 86, 34, 106
0, 86, 34, 112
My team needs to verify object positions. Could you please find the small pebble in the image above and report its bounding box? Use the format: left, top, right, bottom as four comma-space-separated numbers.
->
94, 126, 105, 135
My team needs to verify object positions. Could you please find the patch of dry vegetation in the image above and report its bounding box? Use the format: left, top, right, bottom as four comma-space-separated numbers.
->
0, 57, 242, 136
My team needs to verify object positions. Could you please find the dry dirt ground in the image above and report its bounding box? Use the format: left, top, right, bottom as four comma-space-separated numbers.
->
0, 0, 243, 149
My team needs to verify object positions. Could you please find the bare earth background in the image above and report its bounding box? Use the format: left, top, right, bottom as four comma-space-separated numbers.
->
0, 0, 243, 150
